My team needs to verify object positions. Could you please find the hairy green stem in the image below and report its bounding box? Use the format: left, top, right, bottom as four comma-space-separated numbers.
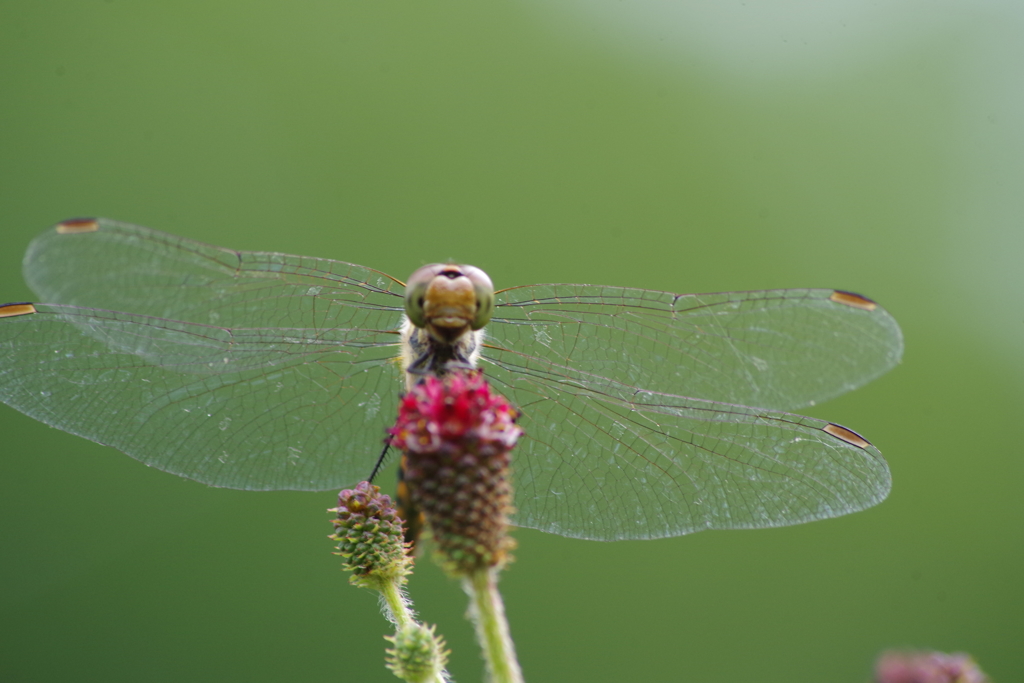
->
464, 568, 524, 683
377, 575, 414, 630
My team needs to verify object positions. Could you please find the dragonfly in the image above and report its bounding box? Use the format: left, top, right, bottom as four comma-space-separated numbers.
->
0, 218, 902, 541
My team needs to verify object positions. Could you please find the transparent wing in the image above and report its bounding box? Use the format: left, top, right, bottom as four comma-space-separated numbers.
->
0, 304, 402, 490
8, 220, 900, 536
490, 284, 902, 412
24, 218, 407, 329
480, 348, 890, 540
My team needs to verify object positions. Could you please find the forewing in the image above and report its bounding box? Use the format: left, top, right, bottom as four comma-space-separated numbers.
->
24, 218, 406, 329
490, 284, 902, 412
0, 304, 402, 490
479, 347, 891, 540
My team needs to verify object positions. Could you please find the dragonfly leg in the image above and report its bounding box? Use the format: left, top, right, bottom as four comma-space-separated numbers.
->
367, 441, 393, 483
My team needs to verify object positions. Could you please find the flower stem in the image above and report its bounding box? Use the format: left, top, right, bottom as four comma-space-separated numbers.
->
377, 575, 414, 631
464, 568, 524, 683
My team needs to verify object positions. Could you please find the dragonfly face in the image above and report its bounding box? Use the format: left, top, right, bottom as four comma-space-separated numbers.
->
404, 263, 494, 338
0, 218, 903, 541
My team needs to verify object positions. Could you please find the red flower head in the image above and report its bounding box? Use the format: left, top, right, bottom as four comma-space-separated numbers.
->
388, 371, 521, 573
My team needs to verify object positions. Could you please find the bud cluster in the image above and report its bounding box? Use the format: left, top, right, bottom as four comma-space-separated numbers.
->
329, 481, 410, 586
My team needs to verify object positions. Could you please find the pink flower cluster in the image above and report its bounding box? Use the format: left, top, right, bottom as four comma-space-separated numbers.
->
389, 371, 521, 455
876, 651, 988, 683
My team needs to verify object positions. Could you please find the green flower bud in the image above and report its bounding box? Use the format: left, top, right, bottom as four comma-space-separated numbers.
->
385, 623, 450, 683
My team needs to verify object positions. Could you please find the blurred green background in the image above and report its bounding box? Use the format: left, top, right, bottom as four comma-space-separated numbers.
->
1, 2, 1021, 682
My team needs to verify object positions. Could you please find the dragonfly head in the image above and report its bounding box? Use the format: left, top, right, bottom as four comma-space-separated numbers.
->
405, 263, 494, 342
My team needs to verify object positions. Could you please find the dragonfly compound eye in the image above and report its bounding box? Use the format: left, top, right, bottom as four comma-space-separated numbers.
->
404, 264, 448, 328
461, 265, 494, 330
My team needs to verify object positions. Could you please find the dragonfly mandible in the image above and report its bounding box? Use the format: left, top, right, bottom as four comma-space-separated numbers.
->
0, 218, 902, 541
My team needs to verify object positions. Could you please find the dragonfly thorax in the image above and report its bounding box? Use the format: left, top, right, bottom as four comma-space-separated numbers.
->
399, 317, 484, 390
